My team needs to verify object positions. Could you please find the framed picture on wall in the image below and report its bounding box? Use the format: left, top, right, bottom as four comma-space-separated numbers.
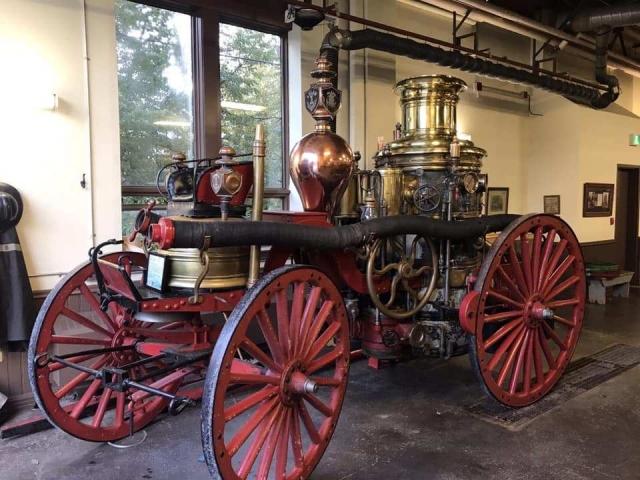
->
583, 183, 614, 217
486, 187, 509, 215
543, 195, 561, 215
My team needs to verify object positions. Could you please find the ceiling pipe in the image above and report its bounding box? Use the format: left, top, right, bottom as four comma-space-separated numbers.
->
410, 0, 640, 78
319, 28, 616, 108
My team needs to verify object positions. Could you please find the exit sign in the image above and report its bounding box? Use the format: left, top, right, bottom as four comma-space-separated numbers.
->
630, 134, 640, 146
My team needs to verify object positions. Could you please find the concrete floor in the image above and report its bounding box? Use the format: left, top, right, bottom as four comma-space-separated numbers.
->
2, 290, 640, 480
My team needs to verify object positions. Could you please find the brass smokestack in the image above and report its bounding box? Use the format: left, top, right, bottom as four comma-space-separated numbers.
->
248, 124, 265, 287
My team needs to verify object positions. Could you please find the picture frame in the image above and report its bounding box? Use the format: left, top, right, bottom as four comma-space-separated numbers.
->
486, 187, 509, 215
583, 183, 614, 217
543, 195, 561, 215
145, 252, 169, 292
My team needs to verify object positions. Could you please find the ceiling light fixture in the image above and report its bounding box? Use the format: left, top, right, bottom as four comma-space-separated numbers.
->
221, 101, 266, 112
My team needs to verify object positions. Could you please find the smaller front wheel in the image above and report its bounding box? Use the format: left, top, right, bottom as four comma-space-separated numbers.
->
201, 265, 350, 480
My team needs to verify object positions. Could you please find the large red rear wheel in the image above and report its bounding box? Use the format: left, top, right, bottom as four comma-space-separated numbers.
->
201, 265, 349, 480
28, 253, 195, 442
469, 214, 586, 407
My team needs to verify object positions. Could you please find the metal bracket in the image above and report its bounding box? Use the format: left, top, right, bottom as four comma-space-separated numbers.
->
453, 9, 477, 50
532, 38, 558, 74
189, 235, 211, 305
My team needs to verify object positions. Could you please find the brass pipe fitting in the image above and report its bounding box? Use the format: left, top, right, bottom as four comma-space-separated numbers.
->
248, 124, 266, 287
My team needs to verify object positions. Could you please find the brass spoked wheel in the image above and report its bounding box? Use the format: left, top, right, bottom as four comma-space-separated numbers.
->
366, 235, 438, 320
469, 214, 586, 407
201, 265, 350, 480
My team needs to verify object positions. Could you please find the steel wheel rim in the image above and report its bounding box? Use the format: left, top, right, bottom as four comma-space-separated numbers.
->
472, 214, 586, 407
28, 253, 186, 442
202, 265, 350, 480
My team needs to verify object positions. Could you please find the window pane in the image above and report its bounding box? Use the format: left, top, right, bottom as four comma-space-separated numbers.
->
220, 24, 283, 188
115, 1, 194, 187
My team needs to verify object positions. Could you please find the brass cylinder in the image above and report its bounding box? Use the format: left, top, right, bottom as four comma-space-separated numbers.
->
378, 167, 403, 215
248, 124, 266, 287
158, 247, 249, 289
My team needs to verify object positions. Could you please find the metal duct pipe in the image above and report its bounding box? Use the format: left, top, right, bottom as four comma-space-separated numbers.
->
412, 0, 640, 77
322, 28, 616, 109
571, 4, 640, 33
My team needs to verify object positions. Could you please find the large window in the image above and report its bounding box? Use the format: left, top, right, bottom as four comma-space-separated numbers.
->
116, 0, 194, 234
116, 2, 288, 235
220, 24, 285, 198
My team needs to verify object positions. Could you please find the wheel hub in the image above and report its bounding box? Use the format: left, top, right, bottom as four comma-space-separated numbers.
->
111, 328, 137, 363
279, 360, 318, 406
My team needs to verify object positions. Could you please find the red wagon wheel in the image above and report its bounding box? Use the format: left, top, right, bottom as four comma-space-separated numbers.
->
28, 252, 192, 442
469, 214, 586, 407
201, 265, 350, 480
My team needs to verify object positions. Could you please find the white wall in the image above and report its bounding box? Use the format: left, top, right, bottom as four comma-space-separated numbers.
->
0, 0, 121, 291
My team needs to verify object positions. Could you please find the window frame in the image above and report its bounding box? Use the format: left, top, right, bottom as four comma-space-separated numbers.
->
119, 1, 290, 219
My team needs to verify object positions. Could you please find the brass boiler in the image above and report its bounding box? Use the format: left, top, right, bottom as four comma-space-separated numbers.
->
158, 216, 250, 290
374, 75, 486, 219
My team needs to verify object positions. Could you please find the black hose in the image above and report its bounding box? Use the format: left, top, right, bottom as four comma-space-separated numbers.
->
321, 28, 617, 109
169, 214, 519, 249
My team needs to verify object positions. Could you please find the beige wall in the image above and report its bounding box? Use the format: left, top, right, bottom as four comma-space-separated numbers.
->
0, 0, 121, 291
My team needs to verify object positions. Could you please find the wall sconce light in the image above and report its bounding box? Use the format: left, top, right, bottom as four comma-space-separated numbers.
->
629, 134, 640, 146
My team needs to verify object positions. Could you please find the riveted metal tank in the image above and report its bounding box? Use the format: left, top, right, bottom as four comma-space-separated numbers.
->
375, 75, 486, 219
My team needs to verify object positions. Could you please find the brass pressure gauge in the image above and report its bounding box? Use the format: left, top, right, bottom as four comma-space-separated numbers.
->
461, 172, 479, 194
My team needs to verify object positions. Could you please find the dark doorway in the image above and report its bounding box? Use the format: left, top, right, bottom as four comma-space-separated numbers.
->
614, 165, 640, 285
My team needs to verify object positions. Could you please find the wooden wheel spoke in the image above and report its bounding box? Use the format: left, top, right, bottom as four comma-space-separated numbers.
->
257, 309, 284, 367
520, 234, 533, 293
538, 228, 557, 282
298, 401, 320, 444
240, 339, 281, 373
487, 290, 523, 309
50, 335, 111, 346
275, 407, 291, 479
484, 318, 523, 351
531, 226, 543, 291
523, 334, 534, 395
496, 265, 526, 302
256, 408, 286, 479
290, 406, 304, 469
91, 387, 113, 428
483, 310, 524, 324
538, 327, 557, 368
553, 314, 576, 328
62, 307, 113, 338
544, 275, 580, 302
304, 393, 333, 417
276, 289, 291, 359
508, 244, 530, 297
310, 375, 342, 387
547, 298, 580, 309
237, 405, 282, 479
304, 321, 341, 365
227, 397, 279, 457
70, 378, 102, 419
290, 282, 306, 356
229, 373, 280, 386
533, 331, 545, 385
542, 321, 567, 351
79, 283, 117, 332
542, 238, 568, 288
487, 323, 525, 372
497, 329, 527, 387
301, 300, 335, 358
306, 347, 344, 374
509, 330, 531, 395
299, 287, 321, 343
541, 254, 576, 297
224, 386, 279, 422
55, 356, 108, 399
